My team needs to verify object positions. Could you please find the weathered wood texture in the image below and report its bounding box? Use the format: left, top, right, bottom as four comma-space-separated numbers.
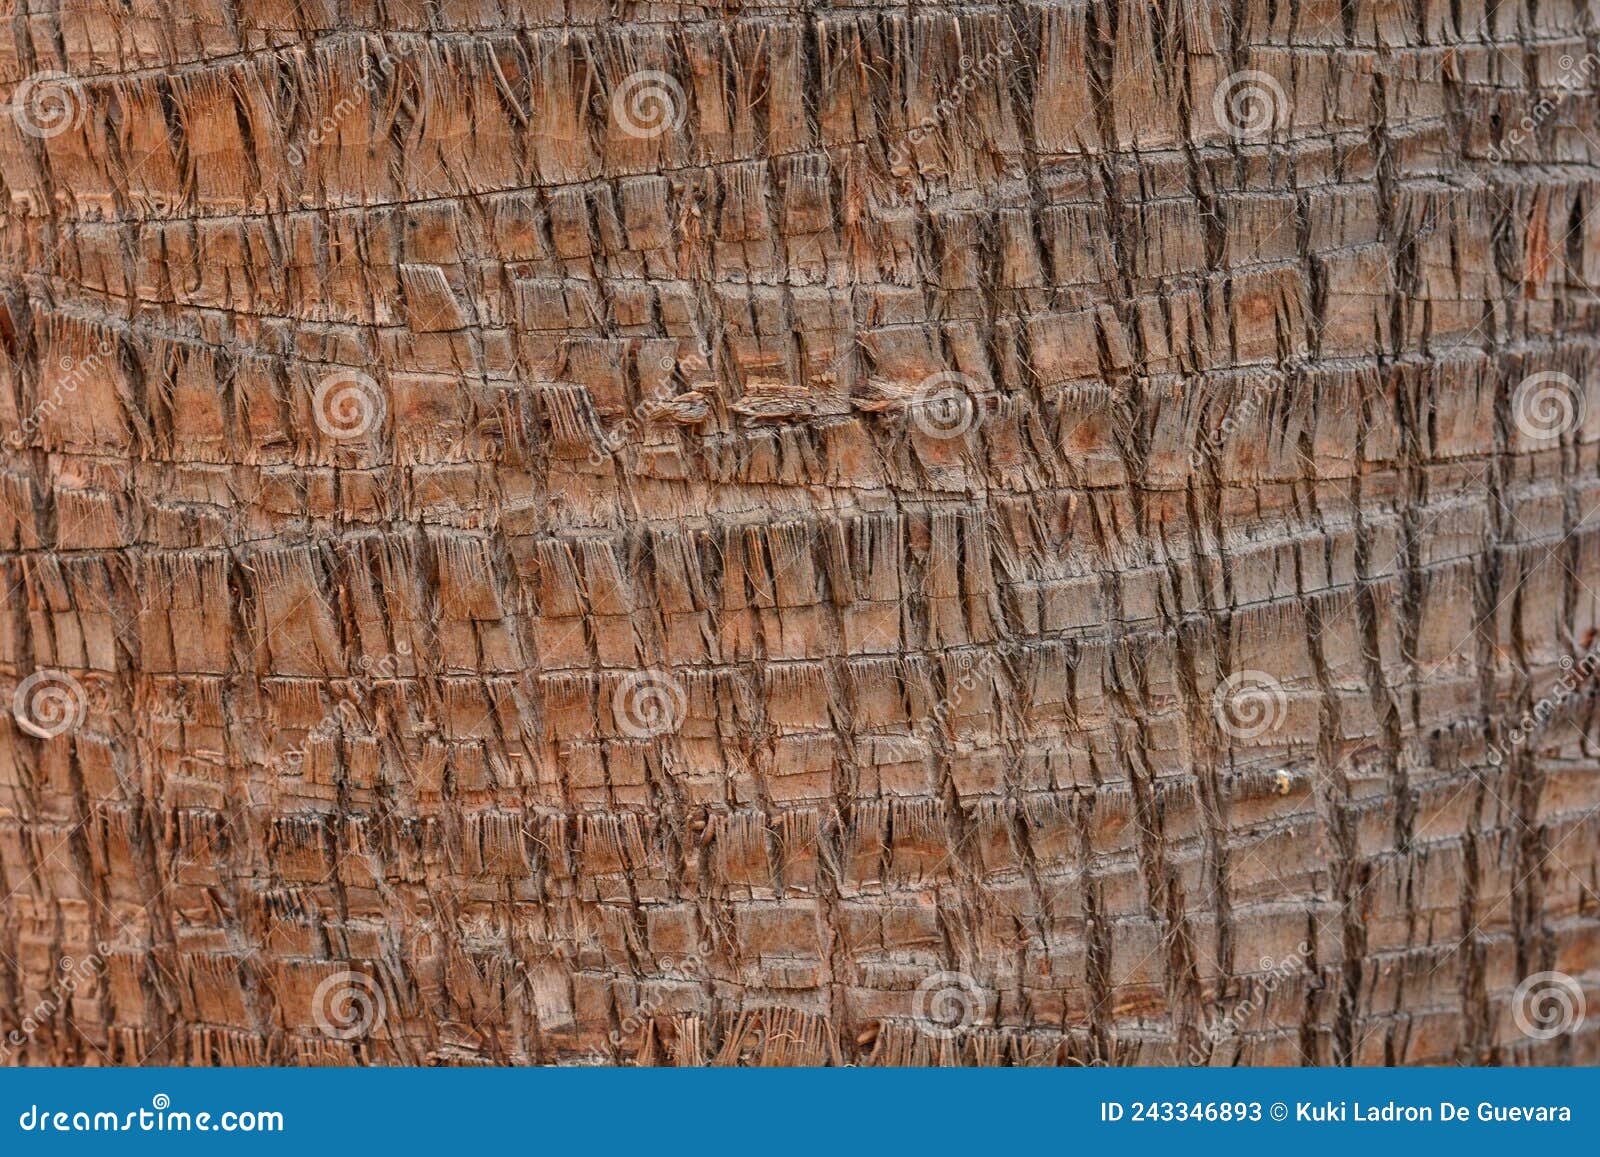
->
2, 0, 1599, 1066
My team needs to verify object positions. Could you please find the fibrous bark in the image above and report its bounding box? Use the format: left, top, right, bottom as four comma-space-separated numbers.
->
0, 0, 1598, 1067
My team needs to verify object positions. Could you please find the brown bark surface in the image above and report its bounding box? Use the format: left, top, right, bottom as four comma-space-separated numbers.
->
1, 0, 1598, 1066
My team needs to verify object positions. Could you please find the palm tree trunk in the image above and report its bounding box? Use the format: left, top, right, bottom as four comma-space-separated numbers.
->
0, 0, 1596, 1066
